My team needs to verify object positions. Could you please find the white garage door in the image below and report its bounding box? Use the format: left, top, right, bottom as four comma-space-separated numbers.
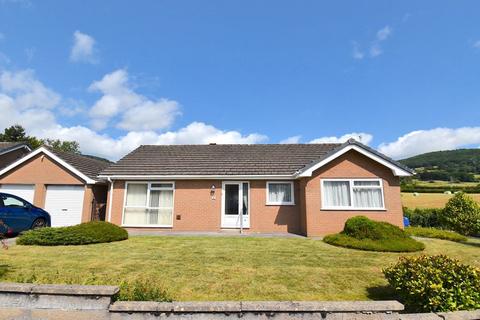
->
45, 185, 85, 227
0, 184, 35, 203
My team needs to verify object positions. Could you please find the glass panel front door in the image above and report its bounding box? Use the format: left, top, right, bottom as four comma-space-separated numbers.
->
221, 182, 250, 228
225, 184, 239, 215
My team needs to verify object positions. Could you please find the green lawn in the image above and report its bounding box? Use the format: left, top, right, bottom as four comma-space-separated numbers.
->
1, 236, 479, 301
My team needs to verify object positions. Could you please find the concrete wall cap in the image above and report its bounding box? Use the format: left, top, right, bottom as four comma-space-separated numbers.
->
240, 301, 404, 312
0, 283, 119, 296
437, 310, 480, 320
109, 300, 404, 313
110, 301, 174, 312
173, 301, 242, 313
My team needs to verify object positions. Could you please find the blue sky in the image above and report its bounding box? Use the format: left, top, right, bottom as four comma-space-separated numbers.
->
0, 0, 479, 160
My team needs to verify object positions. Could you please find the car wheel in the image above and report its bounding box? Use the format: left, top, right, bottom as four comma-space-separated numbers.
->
31, 218, 46, 229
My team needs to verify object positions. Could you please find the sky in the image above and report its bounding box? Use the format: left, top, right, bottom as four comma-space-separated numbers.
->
0, 0, 479, 161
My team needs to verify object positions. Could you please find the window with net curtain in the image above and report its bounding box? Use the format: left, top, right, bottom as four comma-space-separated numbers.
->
267, 182, 294, 205
123, 183, 174, 226
322, 179, 384, 209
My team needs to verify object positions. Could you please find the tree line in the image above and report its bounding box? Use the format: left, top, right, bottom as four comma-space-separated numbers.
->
0, 125, 80, 154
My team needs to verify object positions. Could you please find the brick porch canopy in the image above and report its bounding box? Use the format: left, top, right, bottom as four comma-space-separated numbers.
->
99, 139, 413, 179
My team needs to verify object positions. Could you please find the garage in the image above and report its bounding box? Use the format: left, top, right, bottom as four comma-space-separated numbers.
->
0, 147, 110, 227
0, 184, 35, 203
45, 185, 85, 227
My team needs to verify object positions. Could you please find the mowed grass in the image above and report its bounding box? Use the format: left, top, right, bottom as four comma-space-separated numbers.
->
401, 192, 480, 208
1, 236, 480, 301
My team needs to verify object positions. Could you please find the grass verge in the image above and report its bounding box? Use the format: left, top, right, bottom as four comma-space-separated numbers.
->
405, 227, 468, 242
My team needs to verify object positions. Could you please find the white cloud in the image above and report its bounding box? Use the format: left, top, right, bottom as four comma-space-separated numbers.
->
310, 132, 373, 145
353, 25, 393, 60
0, 69, 60, 109
0, 68, 267, 160
376, 26, 392, 41
118, 99, 180, 131
473, 41, 480, 49
378, 127, 480, 159
88, 69, 180, 131
0, 32, 5, 41
280, 135, 302, 144
352, 42, 365, 60
24, 47, 35, 62
70, 31, 97, 64
369, 44, 382, 57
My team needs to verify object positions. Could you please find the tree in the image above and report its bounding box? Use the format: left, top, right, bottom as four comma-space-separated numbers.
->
0, 124, 27, 142
440, 193, 480, 236
43, 139, 80, 154
0, 124, 80, 154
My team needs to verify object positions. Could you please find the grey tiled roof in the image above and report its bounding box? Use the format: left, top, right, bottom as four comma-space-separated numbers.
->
0, 142, 30, 154
101, 143, 342, 176
47, 148, 112, 181
101, 140, 414, 177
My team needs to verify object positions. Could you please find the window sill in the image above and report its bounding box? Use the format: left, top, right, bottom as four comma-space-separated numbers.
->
320, 207, 386, 211
266, 202, 296, 206
121, 224, 173, 228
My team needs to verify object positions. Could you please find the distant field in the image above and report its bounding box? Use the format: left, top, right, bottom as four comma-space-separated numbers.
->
401, 192, 480, 208
412, 180, 478, 188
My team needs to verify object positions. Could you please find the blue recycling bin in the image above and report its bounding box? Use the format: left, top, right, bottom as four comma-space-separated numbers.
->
403, 216, 410, 227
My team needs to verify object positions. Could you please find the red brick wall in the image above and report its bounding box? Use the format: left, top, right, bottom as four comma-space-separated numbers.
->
303, 150, 403, 236
108, 179, 301, 233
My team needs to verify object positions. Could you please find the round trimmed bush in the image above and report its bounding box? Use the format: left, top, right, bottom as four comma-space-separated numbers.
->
383, 255, 480, 312
440, 192, 480, 236
323, 216, 425, 252
17, 221, 128, 246
343, 216, 406, 240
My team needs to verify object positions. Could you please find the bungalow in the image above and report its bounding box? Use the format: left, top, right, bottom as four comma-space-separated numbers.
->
0, 147, 110, 226
100, 139, 413, 236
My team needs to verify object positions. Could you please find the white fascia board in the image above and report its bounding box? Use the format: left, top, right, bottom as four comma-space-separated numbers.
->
0, 147, 97, 184
97, 174, 295, 180
296, 145, 412, 178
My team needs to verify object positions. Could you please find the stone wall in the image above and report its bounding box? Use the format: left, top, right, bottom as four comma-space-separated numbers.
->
0, 283, 478, 320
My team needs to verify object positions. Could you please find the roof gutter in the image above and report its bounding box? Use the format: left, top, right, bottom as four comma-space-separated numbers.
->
97, 174, 296, 180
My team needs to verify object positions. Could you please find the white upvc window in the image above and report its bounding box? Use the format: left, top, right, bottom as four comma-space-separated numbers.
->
122, 182, 175, 227
266, 181, 295, 205
321, 178, 385, 210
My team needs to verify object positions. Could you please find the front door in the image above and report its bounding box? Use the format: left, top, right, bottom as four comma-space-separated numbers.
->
221, 182, 249, 228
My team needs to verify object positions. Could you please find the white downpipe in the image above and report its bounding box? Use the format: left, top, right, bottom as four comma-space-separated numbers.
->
107, 177, 114, 223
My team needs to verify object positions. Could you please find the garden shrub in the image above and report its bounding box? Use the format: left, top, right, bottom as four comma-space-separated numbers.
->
403, 207, 443, 228
440, 193, 480, 236
323, 216, 425, 252
117, 278, 172, 302
383, 255, 480, 312
343, 216, 406, 240
405, 227, 467, 242
17, 222, 128, 246
323, 233, 425, 252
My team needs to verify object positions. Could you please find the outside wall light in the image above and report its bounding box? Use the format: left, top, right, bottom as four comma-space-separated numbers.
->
210, 184, 216, 200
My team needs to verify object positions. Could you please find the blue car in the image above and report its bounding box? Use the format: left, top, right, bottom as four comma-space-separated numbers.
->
0, 192, 51, 235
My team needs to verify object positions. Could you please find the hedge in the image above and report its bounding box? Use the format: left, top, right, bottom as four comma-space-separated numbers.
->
17, 221, 128, 246
403, 207, 443, 228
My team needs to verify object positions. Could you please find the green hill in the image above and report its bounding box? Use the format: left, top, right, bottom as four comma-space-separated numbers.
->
399, 149, 480, 183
